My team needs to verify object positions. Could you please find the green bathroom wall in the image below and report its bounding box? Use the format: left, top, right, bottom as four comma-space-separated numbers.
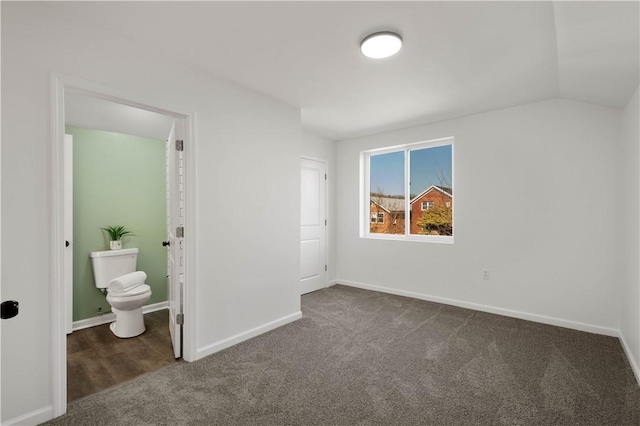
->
67, 126, 168, 321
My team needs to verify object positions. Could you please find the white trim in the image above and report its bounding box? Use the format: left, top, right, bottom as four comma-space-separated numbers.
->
50, 73, 67, 419
71, 302, 168, 332
196, 312, 302, 360
365, 233, 454, 244
365, 136, 454, 155
2, 405, 53, 426
50, 72, 198, 418
328, 279, 339, 287
618, 331, 640, 386
183, 113, 198, 363
337, 280, 619, 337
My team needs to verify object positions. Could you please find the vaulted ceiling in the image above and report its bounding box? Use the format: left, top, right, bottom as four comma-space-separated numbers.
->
50, 1, 639, 141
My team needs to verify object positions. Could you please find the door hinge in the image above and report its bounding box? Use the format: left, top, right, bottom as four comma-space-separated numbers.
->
176, 313, 184, 325
176, 140, 184, 151
176, 226, 184, 238
325, 219, 327, 226
325, 265, 327, 271
325, 173, 327, 180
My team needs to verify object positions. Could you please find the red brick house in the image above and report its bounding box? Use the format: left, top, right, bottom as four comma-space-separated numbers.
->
369, 196, 405, 234
369, 186, 452, 235
409, 186, 453, 234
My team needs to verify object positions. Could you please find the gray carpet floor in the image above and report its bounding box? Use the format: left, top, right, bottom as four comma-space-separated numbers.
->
47, 285, 640, 425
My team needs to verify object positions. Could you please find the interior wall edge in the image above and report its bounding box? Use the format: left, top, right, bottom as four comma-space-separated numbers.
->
619, 331, 640, 387
1, 405, 53, 426
336, 280, 619, 337
196, 311, 302, 361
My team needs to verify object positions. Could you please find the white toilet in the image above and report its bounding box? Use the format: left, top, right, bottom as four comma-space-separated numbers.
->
89, 248, 152, 338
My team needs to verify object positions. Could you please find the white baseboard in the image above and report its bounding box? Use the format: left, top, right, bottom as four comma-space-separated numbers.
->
2, 405, 52, 426
618, 332, 640, 386
71, 301, 168, 332
196, 311, 302, 360
337, 280, 619, 337
328, 279, 338, 287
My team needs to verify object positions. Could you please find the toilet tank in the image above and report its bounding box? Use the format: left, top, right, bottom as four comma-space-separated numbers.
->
89, 248, 139, 289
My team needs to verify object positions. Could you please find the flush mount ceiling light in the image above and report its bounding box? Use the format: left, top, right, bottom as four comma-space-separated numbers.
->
360, 31, 403, 59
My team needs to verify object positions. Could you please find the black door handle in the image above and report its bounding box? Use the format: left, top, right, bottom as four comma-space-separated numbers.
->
65, 240, 70, 247
1, 300, 19, 319
162, 241, 170, 247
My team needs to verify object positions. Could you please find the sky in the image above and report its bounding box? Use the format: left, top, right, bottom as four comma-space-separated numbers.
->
370, 145, 452, 197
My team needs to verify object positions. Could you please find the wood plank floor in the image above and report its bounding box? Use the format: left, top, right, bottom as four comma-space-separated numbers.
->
67, 309, 180, 402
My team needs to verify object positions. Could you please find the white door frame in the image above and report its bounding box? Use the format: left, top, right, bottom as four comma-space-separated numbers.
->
50, 72, 198, 417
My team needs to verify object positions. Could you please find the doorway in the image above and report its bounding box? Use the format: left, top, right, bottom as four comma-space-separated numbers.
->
51, 73, 196, 417
64, 96, 173, 333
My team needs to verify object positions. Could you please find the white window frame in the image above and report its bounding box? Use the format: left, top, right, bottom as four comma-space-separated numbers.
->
370, 211, 385, 224
360, 137, 454, 243
421, 201, 434, 211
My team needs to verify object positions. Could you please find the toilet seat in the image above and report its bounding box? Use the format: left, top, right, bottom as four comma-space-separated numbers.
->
106, 283, 152, 338
109, 283, 151, 298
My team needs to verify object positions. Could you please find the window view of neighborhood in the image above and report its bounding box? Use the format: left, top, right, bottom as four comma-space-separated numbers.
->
369, 143, 453, 237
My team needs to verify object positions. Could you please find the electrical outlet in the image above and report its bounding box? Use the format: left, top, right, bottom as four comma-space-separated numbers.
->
482, 270, 490, 280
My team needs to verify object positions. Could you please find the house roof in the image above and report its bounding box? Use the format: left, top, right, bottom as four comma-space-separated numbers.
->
371, 196, 405, 213
410, 185, 452, 204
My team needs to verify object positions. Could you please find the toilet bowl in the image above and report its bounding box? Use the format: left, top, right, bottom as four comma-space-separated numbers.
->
106, 284, 152, 338
89, 248, 154, 339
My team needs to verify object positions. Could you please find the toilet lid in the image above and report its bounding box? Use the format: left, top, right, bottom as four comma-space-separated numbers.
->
110, 283, 151, 297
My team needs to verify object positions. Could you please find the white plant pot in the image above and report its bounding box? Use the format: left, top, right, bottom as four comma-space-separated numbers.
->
110, 240, 122, 250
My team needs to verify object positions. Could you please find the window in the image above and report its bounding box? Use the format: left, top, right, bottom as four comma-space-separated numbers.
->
421, 201, 434, 211
362, 138, 454, 242
370, 212, 384, 224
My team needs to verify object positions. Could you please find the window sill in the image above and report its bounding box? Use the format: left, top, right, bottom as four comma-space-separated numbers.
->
363, 233, 454, 244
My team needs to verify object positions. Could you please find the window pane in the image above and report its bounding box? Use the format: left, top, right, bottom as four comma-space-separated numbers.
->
409, 145, 453, 236
370, 151, 404, 234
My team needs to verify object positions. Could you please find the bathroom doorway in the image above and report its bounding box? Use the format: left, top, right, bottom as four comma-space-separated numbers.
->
64, 92, 179, 400
64, 93, 175, 334
51, 73, 196, 417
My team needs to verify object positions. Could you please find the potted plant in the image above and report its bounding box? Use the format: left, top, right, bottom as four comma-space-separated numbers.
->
101, 225, 135, 250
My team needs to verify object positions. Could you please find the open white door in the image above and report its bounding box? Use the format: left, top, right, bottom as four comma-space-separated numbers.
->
300, 158, 327, 294
64, 134, 73, 334
166, 121, 185, 359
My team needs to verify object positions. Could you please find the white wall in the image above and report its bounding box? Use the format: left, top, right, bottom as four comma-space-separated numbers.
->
1, 3, 300, 423
336, 99, 622, 334
620, 87, 640, 380
301, 132, 337, 284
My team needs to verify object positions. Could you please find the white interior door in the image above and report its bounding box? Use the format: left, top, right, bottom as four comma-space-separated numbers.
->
166, 121, 185, 359
64, 134, 73, 334
300, 158, 327, 295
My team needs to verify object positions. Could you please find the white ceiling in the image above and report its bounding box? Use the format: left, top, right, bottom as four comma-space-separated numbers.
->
52, 1, 639, 141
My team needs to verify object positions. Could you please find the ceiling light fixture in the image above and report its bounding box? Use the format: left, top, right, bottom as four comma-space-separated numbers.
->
360, 31, 403, 59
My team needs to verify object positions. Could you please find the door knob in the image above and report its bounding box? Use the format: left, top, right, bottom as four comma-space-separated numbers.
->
162, 241, 170, 247
1, 300, 19, 319
65, 240, 70, 247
